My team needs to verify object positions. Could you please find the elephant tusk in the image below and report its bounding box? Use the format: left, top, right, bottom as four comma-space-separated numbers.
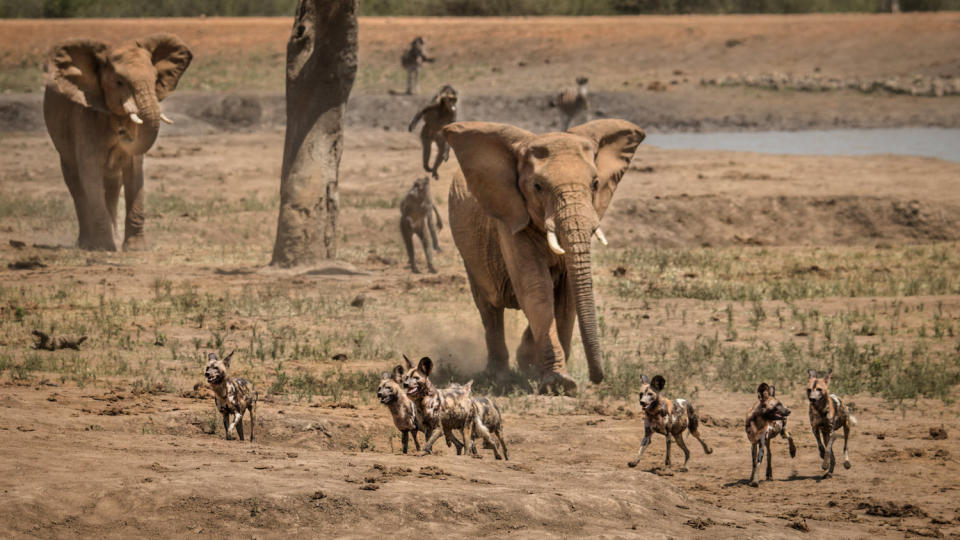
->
594, 227, 608, 246
547, 230, 565, 255
129, 113, 143, 125
160, 113, 174, 125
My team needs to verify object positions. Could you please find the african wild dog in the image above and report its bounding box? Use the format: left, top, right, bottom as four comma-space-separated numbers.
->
401, 355, 476, 456
745, 382, 796, 486
204, 351, 257, 442
377, 365, 421, 454
807, 369, 857, 477
469, 395, 508, 460
627, 375, 712, 470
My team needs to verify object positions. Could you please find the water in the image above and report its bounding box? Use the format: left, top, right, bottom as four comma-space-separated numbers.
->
646, 128, 960, 163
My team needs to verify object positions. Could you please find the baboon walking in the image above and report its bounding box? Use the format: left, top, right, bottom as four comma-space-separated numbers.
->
401, 36, 434, 95
400, 176, 443, 274
408, 85, 458, 179
554, 76, 590, 130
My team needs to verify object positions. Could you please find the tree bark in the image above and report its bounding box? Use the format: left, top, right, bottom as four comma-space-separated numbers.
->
271, 0, 358, 266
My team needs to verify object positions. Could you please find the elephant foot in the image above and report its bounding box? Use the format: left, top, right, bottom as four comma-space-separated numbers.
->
538, 371, 577, 396
79, 236, 118, 252
428, 266, 438, 274
410, 266, 421, 274
123, 234, 148, 252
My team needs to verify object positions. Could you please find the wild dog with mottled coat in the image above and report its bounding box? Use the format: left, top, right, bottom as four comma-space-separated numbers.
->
627, 375, 712, 470
204, 351, 257, 442
807, 369, 856, 477
402, 355, 476, 456
469, 395, 508, 460
378, 366, 421, 454
745, 382, 796, 486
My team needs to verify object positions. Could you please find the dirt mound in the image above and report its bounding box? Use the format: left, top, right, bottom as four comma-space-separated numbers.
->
608, 194, 960, 248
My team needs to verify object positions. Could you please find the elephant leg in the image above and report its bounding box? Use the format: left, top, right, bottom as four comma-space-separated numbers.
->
401, 217, 419, 273
122, 155, 146, 251
555, 280, 576, 361
103, 165, 122, 234
59, 155, 91, 246
516, 326, 537, 376
468, 275, 509, 375
75, 150, 116, 251
418, 227, 437, 274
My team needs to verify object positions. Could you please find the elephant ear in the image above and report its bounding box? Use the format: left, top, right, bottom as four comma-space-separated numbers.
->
45, 39, 109, 111
568, 119, 645, 219
137, 33, 193, 101
443, 122, 534, 234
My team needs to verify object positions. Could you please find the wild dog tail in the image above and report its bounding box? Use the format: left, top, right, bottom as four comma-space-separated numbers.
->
687, 402, 700, 433
848, 414, 858, 427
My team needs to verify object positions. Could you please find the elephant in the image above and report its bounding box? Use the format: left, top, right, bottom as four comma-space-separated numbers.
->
443, 119, 645, 395
42, 34, 193, 251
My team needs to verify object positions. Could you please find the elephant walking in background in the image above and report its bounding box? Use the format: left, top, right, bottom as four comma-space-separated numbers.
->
43, 34, 192, 251
443, 119, 645, 395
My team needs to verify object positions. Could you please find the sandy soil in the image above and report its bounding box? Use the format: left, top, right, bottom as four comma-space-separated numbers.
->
1, 14, 959, 539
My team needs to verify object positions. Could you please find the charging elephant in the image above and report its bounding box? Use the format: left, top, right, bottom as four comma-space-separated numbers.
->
43, 34, 192, 251
444, 119, 645, 395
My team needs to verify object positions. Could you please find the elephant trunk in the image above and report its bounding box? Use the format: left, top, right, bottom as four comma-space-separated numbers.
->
555, 201, 604, 384
126, 81, 161, 155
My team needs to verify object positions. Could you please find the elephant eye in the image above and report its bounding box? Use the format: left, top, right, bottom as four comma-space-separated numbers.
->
533, 183, 542, 192
591, 179, 599, 191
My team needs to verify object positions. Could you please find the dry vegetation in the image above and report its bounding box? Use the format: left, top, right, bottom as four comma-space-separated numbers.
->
0, 14, 959, 538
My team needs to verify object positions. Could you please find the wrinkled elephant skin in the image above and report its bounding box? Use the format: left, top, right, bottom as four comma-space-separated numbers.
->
42, 34, 192, 251
443, 119, 645, 395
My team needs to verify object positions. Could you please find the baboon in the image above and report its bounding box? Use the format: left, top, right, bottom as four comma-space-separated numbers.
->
408, 85, 458, 179
400, 176, 443, 274
554, 76, 590, 130
401, 36, 435, 95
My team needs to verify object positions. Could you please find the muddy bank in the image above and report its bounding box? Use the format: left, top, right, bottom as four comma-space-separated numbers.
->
3, 87, 959, 135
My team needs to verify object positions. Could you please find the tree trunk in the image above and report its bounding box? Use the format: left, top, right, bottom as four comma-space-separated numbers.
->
271, 0, 358, 267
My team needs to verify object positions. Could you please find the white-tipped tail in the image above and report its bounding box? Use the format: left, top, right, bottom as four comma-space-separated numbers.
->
594, 227, 608, 246
547, 230, 565, 255
848, 415, 858, 427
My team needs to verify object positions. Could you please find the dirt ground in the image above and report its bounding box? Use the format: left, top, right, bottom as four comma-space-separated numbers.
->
1, 14, 960, 539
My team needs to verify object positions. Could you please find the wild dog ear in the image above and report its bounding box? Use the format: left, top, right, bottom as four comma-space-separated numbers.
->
392, 365, 405, 383
824, 369, 832, 385
807, 369, 818, 380
757, 382, 770, 400
769, 385, 776, 397
207, 352, 219, 363
640, 374, 650, 385
402, 354, 414, 369
223, 350, 235, 367
417, 356, 433, 377
464, 380, 473, 392
381, 371, 391, 380
651, 375, 665, 392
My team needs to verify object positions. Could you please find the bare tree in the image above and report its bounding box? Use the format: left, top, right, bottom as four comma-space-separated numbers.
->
271, 0, 358, 266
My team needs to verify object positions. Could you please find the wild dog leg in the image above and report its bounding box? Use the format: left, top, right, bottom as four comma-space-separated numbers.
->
248, 405, 255, 443
764, 437, 773, 481
824, 429, 838, 475
233, 412, 245, 441
222, 414, 231, 440
674, 432, 691, 469
402, 430, 410, 454
812, 424, 825, 459
423, 427, 444, 455
842, 424, 851, 469
628, 426, 652, 468
750, 442, 760, 486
